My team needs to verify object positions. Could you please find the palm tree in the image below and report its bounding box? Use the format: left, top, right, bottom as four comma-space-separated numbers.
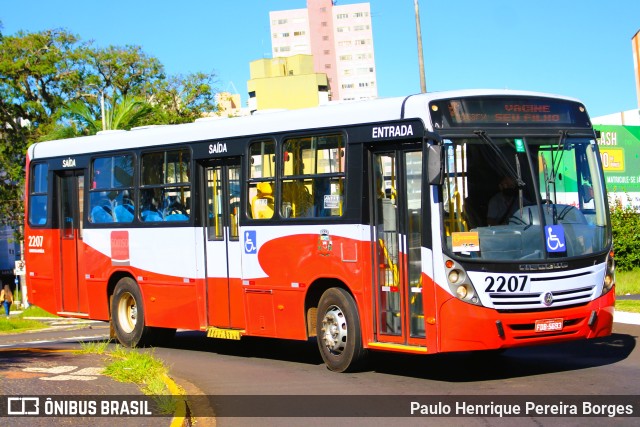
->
40, 95, 154, 141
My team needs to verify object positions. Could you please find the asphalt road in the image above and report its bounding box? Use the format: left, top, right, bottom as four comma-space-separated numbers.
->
1, 315, 639, 427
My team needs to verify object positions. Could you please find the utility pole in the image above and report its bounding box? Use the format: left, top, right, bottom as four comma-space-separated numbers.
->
414, 0, 427, 93
100, 90, 106, 131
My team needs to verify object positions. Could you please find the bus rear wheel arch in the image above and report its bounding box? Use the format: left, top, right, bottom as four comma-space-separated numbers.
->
316, 287, 368, 372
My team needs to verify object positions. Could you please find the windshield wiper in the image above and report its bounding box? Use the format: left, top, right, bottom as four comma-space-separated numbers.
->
541, 131, 567, 223
474, 130, 526, 188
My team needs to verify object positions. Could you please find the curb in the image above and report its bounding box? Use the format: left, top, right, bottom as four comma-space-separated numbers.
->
614, 310, 640, 325
163, 374, 191, 427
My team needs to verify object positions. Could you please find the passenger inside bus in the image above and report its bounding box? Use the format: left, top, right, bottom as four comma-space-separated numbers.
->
163, 195, 189, 221
487, 176, 523, 225
140, 189, 163, 222
281, 180, 313, 218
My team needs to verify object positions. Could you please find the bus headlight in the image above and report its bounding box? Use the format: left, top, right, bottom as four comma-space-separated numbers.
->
602, 251, 615, 295
448, 269, 464, 284
444, 256, 482, 306
456, 285, 468, 299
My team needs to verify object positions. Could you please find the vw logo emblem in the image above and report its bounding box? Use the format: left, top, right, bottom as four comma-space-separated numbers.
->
542, 292, 554, 306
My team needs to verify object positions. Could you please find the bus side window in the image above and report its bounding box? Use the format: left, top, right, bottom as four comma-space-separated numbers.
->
89, 155, 134, 224
248, 139, 276, 220
29, 195, 48, 225
29, 163, 49, 226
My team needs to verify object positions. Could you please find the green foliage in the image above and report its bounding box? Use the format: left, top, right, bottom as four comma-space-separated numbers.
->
0, 27, 218, 231
615, 300, 640, 314
609, 199, 640, 271
77, 340, 110, 355
20, 304, 59, 318
615, 269, 640, 295
103, 345, 178, 414
0, 316, 47, 333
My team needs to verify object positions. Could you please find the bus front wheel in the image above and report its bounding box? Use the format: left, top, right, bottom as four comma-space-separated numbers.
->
111, 277, 149, 347
316, 288, 367, 372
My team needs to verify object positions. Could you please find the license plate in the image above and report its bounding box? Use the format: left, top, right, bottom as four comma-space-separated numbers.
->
535, 318, 563, 333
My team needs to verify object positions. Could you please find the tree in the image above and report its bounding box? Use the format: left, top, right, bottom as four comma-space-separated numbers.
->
147, 72, 218, 124
0, 28, 85, 228
0, 27, 219, 232
43, 95, 155, 139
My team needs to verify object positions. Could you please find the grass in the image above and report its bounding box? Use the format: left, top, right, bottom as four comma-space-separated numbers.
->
0, 316, 48, 334
19, 305, 59, 318
0, 305, 54, 334
80, 342, 180, 415
615, 269, 640, 313
615, 269, 640, 296
615, 300, 640, 314
78, 340, 111, 355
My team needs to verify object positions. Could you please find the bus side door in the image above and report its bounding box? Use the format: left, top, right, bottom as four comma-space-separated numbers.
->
371, 146, 428, 347
202, 159, 243, 328
57, 171, 89, 314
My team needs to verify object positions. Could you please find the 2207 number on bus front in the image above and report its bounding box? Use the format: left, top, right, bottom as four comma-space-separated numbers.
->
484, 275, 529, 293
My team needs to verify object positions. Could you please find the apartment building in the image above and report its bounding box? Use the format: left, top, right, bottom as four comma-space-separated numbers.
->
247, 55, 330, 111
270, 0, 377, 101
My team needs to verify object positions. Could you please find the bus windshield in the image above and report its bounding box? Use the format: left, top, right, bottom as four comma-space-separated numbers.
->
442, 135, 610, 261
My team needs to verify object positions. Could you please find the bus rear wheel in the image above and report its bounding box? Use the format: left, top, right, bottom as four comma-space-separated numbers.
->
111, 277, 150, 347
316, 288, 367, 372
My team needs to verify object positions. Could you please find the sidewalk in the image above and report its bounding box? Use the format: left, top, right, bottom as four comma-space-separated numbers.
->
0, 347, 187, 426
614, 310, 640, 325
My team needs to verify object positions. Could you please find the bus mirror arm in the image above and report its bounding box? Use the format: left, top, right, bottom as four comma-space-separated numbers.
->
427, 144, 444, 185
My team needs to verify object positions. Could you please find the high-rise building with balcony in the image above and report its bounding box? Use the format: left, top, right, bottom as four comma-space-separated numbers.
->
270, 0, 377, 101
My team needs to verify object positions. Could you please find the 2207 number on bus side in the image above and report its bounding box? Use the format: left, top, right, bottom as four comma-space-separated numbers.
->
484, 275, 529, 293
28, 235, 44, 248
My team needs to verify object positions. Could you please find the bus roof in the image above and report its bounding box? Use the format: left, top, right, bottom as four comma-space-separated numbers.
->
28, 89, 583, 160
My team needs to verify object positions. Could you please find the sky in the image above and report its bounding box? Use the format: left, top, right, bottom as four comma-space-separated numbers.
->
1, 0, 640, 118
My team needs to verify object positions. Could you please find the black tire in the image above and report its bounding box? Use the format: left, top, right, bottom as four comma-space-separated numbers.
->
316, 288, 368, 372
111, 277, 150, 347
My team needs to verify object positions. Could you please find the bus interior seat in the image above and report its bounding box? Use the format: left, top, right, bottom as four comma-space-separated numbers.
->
282, 181, 313, 218
91, 205, 114, 223
114, 204, 134, 223
141, 210, 163, 222
165, 213, 189, 221
251, 182, 274, 219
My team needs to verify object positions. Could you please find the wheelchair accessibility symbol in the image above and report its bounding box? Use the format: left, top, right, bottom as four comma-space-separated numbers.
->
244, 230, 257, 254
546, 225, 566, 253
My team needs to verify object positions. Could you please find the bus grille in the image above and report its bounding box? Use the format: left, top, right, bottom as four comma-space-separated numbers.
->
488, 285, 595, 311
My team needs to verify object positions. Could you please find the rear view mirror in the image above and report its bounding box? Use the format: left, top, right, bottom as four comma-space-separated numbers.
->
427, 145, 443, 185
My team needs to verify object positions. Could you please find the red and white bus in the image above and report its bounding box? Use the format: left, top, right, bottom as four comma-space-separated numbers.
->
24, 89, 615, 372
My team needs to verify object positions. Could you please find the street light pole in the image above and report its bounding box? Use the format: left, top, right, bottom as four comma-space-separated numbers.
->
100, 90, 106, 131
414, 0, 427, 93
88, 84, 107, 131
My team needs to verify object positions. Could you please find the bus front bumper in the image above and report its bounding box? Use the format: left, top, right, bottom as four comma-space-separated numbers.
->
437, 289, 615, 353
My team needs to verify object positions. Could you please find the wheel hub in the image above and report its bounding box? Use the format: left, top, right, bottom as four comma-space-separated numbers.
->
321, 305, 347, 354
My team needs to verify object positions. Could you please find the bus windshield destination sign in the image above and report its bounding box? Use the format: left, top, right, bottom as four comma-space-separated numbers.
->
429, 97, 591, 129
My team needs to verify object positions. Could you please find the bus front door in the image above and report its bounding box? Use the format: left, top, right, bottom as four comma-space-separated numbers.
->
203, 159, 242, 329
372, 148, 426, 347
57, 171, 89, 315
